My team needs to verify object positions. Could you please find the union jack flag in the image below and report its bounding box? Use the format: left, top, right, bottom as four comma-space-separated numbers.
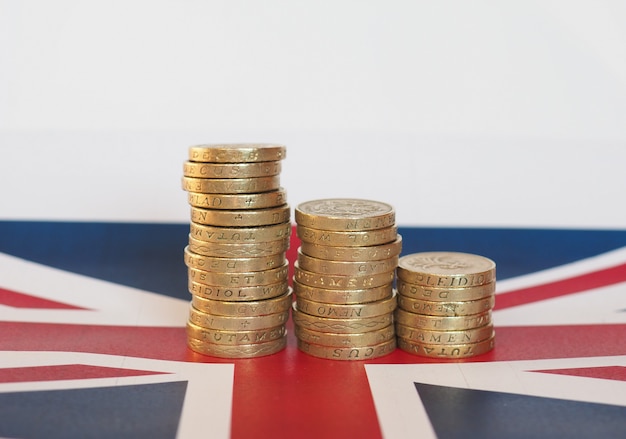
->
1, 222, 625, 438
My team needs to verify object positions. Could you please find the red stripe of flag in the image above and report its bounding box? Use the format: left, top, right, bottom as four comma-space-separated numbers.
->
533, 366, 626, 382
494, 263, 626, 310
0, 364, 167, 384
0, 287, 87, 310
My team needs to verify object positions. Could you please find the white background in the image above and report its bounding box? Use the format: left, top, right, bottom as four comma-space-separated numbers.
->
1, 1, 625, 228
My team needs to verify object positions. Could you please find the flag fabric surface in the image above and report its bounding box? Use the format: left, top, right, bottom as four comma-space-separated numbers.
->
1, 221, 625, 439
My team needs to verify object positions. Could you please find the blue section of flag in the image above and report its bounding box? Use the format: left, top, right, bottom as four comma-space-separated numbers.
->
398, 227, 626, 280
0, 381, 188, 439
0, 221, 189, 300
415, 382, 626, 439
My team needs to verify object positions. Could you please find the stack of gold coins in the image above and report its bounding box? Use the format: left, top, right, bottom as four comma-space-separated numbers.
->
181, 144, 292, 358
292, 199, 401, 360
395, 251, 496, 359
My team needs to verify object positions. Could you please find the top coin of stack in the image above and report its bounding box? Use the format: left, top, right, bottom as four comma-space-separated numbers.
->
182, 144, 292, 359
292, 198, 401, 361
394, 251, 496, 359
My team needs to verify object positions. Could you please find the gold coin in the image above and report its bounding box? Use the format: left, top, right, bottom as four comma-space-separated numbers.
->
397, 251, 496, 287
299, 236, 402, 262
297, 338, 396, 361
295, 290, 397, 319
187, 335, 287, 358
189, 306, 289, 331
293, 280, 393, 304
182, 175, 281, 194
297, 248, 398, 276
395, 308, 492, 331
396, 278, 496, 302
188, 235, 290, 258
397, 294, 494, 317
191, 288, 293, 316
187, 189, 287, 210
189, 279, 288, 301
184, 246, 285, 273
292, 302, 393, 334
189, 221, 291, 244
294, 324, 396, 348
395, 322, 494, 345
183, 160, 282, 178
294, 263, 394, 290
297, 225, 398, 247
188, 143, 286, 163
188, 262, 289, 287
294, 199, 395, 231
190, 205, 290, 227
397, 333, 495, 359
187, 320, 286, 345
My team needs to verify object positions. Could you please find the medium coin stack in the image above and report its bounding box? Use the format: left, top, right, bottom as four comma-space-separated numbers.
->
292, 198, 401, 360
182, 144, 292, 358
395, 251, 496, 359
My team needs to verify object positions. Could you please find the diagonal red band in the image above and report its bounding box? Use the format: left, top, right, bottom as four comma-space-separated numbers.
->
494, 263, 626, 310
0, 287, 87, 310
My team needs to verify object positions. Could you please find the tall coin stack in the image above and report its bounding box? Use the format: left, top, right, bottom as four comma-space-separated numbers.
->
395, 251, 496, 359
292, 199, 401, 360
182, 144, 292, 358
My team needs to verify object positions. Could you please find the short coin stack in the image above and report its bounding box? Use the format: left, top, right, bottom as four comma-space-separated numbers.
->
292, 199, 401, 360
395, 251, 496, 359
182, 144, 292, 358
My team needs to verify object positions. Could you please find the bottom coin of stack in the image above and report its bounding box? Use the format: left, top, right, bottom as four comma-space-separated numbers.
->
394, 251, 496, 359
292, 198, 401, 360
